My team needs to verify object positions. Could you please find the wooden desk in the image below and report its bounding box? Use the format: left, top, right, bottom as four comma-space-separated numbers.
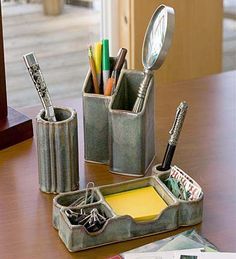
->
0, 71, 236, 258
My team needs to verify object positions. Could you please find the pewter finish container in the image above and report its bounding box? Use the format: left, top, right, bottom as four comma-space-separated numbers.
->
55, 176, 179, 252
152, 165, 203, 226
36, 107, 79, 193
59, 203, 131, 252
53, 173, 203, 252
109, 69, 155, 176
53, 188, 103, 229
82, 58, 126, 164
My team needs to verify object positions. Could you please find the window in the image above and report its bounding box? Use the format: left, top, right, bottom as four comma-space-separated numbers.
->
2, 0, 101, 108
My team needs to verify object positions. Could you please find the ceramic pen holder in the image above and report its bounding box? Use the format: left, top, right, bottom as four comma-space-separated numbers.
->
36, 106, 79, 193
82, 57, 126, 165
109, 69, 155, 176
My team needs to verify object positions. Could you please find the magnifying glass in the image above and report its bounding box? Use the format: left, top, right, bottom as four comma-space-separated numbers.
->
132, 5, 175, 113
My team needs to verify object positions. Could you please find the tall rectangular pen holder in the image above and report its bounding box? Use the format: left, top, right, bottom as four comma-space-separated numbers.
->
82, 58, 126, 164
109, 69, 155, 176
36, 107, 79, 193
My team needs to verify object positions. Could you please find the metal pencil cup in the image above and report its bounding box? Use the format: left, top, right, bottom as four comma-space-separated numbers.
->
82, 58, 125, 164
109, 69, 155, 176
82, 84, 111, 164
36, 107, 79, 193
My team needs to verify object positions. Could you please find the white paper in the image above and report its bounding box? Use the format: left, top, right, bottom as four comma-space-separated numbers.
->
175, 252, 236, 259
158, 235, 204, 251
123, 248, 203, 259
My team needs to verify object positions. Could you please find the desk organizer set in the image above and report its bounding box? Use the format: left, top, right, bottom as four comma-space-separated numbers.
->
51, 4, 204, 252
24, 3, 204, 254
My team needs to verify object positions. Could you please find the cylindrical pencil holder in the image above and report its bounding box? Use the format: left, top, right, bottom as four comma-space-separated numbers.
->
109, 69, 155, 176
82, 57, 126, 164
36, 107, 79, 193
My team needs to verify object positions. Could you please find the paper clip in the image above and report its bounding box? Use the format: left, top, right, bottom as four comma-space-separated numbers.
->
65, 207, 107, 232
85, 182, 95, 204
69, 196, 84, 207
68, 182, 95, 207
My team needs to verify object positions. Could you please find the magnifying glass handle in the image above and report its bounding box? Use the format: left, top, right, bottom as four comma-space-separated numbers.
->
132, 70, 153, 113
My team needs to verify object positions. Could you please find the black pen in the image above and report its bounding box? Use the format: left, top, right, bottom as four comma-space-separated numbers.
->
157, 101, 188, 171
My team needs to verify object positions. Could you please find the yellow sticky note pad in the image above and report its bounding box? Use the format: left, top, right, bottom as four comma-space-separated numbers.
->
104, 186, 167, 222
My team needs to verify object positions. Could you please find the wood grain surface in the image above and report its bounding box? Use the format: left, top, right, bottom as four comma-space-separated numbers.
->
0, 71, 236, 258
119, 0, 223, 84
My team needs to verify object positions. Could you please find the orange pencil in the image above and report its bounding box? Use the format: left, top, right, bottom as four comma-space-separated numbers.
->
104, 77, 114, 96
88, 46, 99, 94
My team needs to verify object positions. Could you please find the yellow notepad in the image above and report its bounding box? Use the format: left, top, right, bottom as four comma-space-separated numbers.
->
104, 186, 167, 221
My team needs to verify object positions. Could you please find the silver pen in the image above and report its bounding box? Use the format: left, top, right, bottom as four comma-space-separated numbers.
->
157, 101, 188, 171
23, 52, 56, 122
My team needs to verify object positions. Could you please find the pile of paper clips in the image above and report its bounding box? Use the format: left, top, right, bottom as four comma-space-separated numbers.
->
65, 182, 107, 233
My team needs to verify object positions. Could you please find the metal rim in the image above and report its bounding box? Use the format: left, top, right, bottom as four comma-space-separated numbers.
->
142, 5, 175, 70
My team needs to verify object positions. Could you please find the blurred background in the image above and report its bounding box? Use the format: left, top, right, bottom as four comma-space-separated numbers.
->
1, 0, 236, 108
2, 0, 101, 108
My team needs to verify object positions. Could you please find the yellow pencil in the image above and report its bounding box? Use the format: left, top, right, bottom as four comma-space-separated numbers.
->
88, 46, 99, 94
94, 42, 102, 87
